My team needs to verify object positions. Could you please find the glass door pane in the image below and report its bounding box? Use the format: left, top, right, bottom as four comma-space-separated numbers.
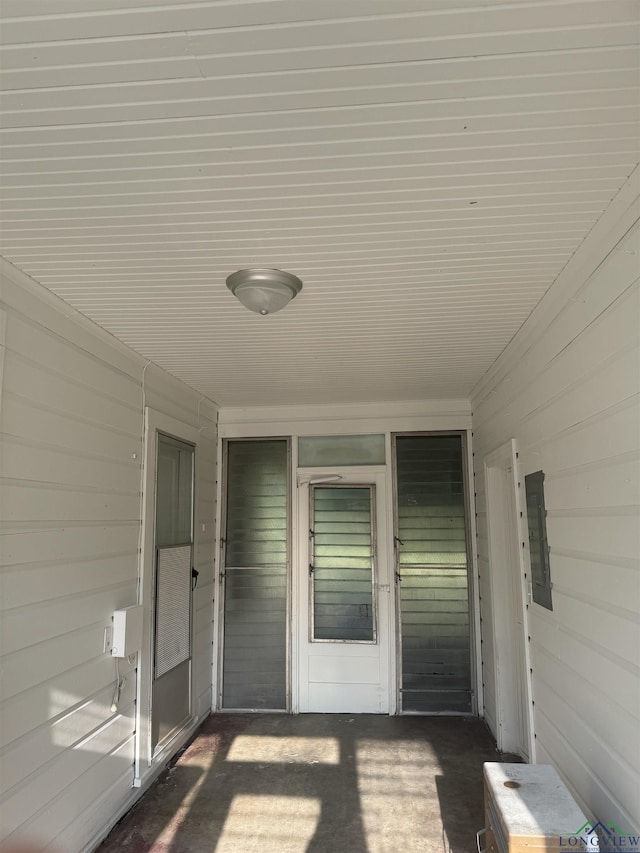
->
156, 434, 193, 547
395, 434, 472, 713
311, 485, 376, 642
221, 439, 288, 710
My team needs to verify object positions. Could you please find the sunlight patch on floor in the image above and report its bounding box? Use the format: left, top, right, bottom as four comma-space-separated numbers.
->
226, 735, 340, 764
216, 795, 322, 853
356, 738, 443, 853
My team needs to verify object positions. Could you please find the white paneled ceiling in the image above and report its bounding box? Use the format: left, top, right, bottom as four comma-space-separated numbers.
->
1, 0, 638, 407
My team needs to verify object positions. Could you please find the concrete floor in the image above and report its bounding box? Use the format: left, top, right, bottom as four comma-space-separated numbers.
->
99, 714, 514, 853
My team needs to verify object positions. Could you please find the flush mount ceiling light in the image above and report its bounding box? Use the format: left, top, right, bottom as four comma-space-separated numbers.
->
226, 268, 303, 315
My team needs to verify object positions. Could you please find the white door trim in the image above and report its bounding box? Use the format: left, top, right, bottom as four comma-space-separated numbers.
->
484, 439, 536, 761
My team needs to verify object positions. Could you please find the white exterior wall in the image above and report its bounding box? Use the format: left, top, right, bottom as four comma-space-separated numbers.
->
0, 260, 218, 852
471, 172, 639, 830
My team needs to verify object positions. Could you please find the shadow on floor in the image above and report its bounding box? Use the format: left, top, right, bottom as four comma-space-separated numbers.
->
98, 714, 518, 853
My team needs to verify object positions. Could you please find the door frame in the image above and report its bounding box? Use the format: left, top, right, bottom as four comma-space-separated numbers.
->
135, 407, 201, 786
484, 439, 536, 760
294, 465, 396, 713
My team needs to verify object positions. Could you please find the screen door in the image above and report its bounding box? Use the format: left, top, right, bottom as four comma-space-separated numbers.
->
152, 433, 194, 751
297, 471, 392, 713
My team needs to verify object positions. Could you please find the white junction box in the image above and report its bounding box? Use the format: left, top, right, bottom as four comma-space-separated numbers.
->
111, 605, 144, 658
480, 763, 592, 853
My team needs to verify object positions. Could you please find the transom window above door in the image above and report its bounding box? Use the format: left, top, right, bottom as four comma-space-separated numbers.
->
298, 434, 385, 467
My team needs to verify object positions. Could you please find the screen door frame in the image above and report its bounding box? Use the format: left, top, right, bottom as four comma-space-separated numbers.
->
135, 408, 201, 786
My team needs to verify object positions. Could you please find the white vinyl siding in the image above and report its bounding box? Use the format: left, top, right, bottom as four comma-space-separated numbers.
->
0, 259, 217, 852
471, 193, 639, 830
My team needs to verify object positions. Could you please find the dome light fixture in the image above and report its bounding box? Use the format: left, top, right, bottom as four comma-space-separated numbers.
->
226, 268, 303, 315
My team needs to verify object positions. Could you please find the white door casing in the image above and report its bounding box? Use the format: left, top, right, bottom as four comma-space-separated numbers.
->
484, 439, 535, 760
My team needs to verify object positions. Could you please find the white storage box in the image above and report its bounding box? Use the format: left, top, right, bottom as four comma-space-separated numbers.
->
480, 763, 593, 853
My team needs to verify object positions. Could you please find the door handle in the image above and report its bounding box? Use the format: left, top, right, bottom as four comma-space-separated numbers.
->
191, 567, 199, 590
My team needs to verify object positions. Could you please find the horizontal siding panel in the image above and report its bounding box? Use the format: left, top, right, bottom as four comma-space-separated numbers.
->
1, 42, 636, 96
0, 582, 137, 655
547, 514, 640, 562
10, 76, 636, 128
518, 284, 639, 415
4, 124, 636, 169
473, 230, 639, 428
142, 365, 211, 426
0, 553, 137, 610
0, 0, 633, 43
2, 77, 635, 122
4, 41, 640, 95
2, 351, 140, 433
1, 435, 141, 493
474, 302, 639, 440
533, 679, 638, 817
5, 51, 638, 112
194, 550, 215, 576
0, 523, 139, 568
3, 733, 136, 850
535, 714, 639, 831
4, 0, 561, 44
196, 687, 213, 719
0, 239, 599, 264
46, 761, 135, 853
1, 623, 127, 702
529, 626, 639, 721
0, 271, 146, 383
0, 202, 606, 231
1, 482, 140, 523
0, 655, 136, 750
507, 346, 640, 457
0, 678, 136, 797
2, 161, 635, 195
544, 453, 639, 510
531, 644, 638, 769
5, 194, 624, 224
1, 394, 142, 460
5, 313, 142, 408
193, 599, 213, 637
0, 711, 135, 839
531, 396, 639, 472
193, 638, 214, 694
194, 593, 214, 626
0, 237, 585, 262
0, 0, 469, 26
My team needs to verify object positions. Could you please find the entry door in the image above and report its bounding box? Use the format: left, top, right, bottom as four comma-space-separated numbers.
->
152, 433, 194, 752
297, 471, 392, 713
